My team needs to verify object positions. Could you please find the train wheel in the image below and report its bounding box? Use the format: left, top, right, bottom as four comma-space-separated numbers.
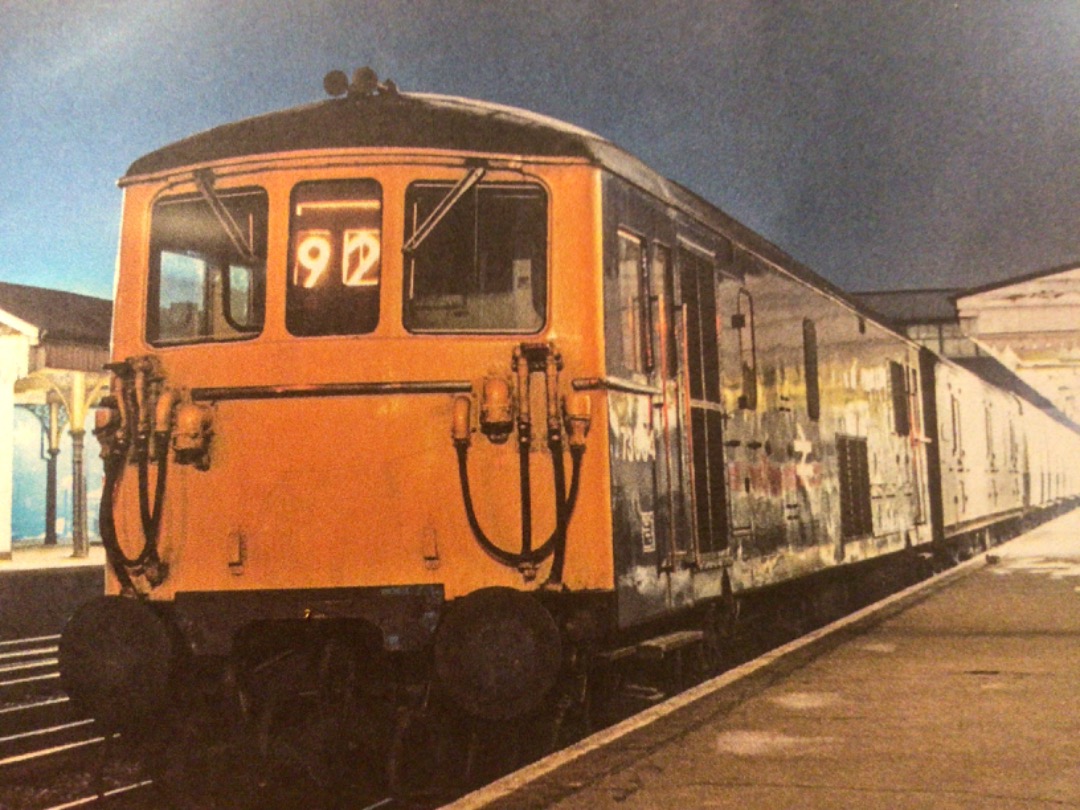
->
314, 638, 377, 788
152, 711, 250, 808
254, 682, 325, 789
433, 587, 562, 721
521, 651, 592, 761
59, 596, 174, 736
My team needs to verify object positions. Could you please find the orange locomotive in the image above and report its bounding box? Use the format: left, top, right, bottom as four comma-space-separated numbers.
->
58, 69, 1080, 792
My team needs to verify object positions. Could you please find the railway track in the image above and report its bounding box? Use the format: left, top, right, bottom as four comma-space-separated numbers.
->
1, 635, 62, 703
0, 605, 852, 809
0, 633, 403, 809
0, 555, 917, 810
0, 634, 91, 769
0, 635, 151, 810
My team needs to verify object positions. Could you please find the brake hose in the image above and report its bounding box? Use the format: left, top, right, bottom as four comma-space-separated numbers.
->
455, 439, 584, 570
137, 446, 169, 551
99, 431, 169, 590
548, 435, 571, 583
99, 454, 136, 592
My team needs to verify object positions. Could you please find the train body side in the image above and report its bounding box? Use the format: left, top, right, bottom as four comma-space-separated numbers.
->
104, 153, 1080, 650
105, 151, 943, 647
1017, 401, 1080, 510
932, 359, 1026, 538
928, 354, 1080, 549
598, 176, 933, 627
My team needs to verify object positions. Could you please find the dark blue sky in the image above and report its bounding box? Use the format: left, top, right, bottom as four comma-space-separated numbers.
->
2, 1, 1077, 300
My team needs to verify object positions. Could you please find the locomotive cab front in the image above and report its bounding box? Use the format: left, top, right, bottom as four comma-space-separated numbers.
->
62, 80, 618, 749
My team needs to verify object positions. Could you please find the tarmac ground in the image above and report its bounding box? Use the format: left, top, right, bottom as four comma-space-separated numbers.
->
455, 507, 1080, 810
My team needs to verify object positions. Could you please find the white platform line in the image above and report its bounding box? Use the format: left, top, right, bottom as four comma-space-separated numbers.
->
0, 671, 60, 688
0, 696, 68, 717
0, 657, 59, 675
0, 645, 59, 663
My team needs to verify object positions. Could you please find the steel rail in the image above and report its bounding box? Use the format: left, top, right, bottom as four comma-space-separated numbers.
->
39, 779, 154, 810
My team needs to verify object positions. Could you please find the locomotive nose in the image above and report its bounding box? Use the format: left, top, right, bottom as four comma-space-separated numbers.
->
59, 596, 175, 734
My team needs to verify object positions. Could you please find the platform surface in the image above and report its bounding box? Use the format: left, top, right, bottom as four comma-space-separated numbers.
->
458, 508, 1080, 809
0, 542, 104, 573
0, 544, 104, 639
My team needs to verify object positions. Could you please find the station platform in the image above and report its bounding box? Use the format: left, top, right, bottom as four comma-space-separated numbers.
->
0, 544, 103, 640
0, 542, 104, 572
454, 508, 1080, 810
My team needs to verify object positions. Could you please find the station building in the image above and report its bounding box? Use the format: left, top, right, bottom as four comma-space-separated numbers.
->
0, 282, 110, 560
955, 265, 1080, 426
855, 262, 1080, 428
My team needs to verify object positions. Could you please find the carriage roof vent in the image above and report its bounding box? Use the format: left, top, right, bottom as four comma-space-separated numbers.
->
323, 67, 399, 100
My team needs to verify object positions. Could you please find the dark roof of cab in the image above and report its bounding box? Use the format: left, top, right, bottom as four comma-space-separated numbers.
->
125, 92, 621, 178
121, 82, 890, 333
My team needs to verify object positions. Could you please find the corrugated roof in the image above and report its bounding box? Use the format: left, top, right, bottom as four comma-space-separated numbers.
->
0, 282, 111, 346
852, 289, 962, 325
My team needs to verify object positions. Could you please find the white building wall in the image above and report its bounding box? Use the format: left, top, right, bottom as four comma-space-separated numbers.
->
0, 334, 31, 558
957, 267, 1080, 426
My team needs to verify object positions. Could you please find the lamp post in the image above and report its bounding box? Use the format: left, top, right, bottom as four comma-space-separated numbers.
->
19, 370, 108, 558
44, 390, 62, 545
69, 372, 89, 559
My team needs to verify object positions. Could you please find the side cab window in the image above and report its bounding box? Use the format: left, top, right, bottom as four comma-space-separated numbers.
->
148, 187, 267, 345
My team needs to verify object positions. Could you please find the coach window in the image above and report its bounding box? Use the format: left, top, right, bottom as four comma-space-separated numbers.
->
1007, 419, 1019, 472
678, 247, 728, 555
837, 435, 873, 539
652, 244, 676, 376
802, 318, 820, 421
735, 289, 757, 410
889, 361, 911, 436
950, 394, 963, 457
148, 187, 267, 345
615, 231, 647, 375
404, 182, 546, 333
908, 366, 923, 434
286, 180, 382, 337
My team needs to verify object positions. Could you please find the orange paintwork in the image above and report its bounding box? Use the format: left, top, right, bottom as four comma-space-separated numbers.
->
109, 150, 615, 601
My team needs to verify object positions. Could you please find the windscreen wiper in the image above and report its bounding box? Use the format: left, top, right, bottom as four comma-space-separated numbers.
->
402, 165, 487, 256
193, 169, 257, 265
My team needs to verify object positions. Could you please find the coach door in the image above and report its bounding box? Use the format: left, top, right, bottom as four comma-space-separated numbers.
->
646, 242, 692, 568
675, 245, 730, 561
